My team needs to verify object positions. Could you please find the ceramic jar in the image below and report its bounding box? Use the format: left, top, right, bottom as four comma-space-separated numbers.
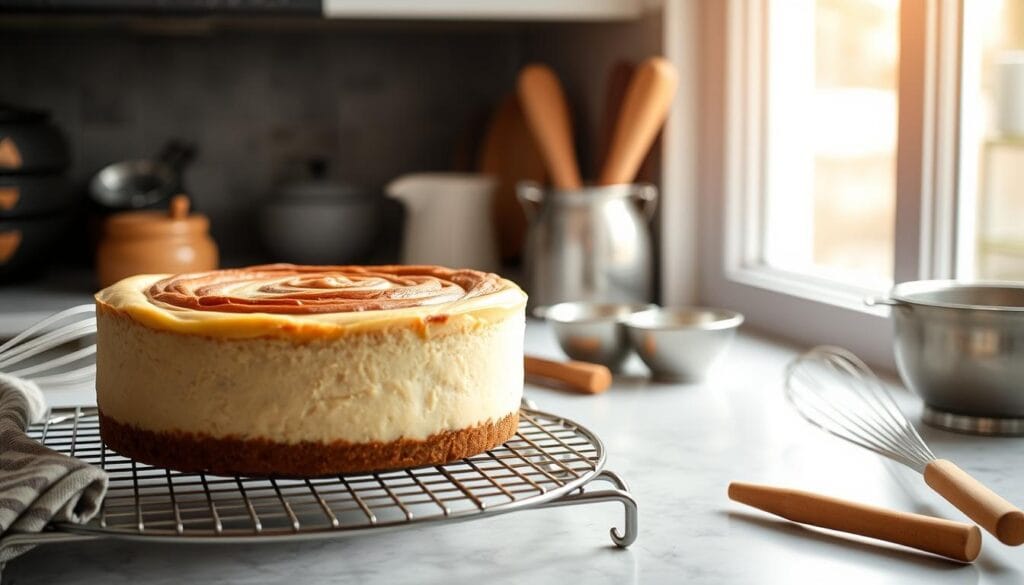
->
97, 194, 218, 287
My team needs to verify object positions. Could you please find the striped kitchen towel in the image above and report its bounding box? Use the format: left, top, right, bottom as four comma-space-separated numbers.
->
0, 373, 107, 561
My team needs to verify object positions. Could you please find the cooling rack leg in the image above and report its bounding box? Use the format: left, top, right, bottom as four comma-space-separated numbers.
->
539, 488, 638, 547
538, 469, 638, 548
605, 490, 638, 547
591, 469, 638, 546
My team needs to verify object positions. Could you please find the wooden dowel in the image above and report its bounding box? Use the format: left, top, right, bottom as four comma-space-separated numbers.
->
524, 356, 611, 394
729, 481, 981, 563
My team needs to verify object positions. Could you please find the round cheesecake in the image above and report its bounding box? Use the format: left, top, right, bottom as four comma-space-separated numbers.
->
94, 264, 527, 477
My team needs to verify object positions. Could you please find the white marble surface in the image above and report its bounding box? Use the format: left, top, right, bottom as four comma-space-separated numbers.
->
0, 276, 93, 338
7, 320, 1024, 584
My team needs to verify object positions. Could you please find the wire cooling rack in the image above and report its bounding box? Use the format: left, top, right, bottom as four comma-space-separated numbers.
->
0, 406, 637, 559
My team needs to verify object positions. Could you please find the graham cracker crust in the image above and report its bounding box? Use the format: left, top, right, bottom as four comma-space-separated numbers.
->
99, 411, 519, 477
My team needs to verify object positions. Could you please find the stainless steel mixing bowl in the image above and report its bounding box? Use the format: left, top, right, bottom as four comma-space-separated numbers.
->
623, 307, 744, 382
537, 302, 654, 372
870, 280, 1024, 435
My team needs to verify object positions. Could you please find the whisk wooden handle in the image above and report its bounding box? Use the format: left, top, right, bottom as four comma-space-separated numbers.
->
524, 356, 611, 394
925, 459, 1024, 546
728, 481, 981, 562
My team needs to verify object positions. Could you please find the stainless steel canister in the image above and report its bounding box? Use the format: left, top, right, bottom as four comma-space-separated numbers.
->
518, 182, 656, 309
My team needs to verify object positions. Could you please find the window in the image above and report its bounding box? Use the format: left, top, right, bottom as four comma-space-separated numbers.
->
762, 0, 899, 291
956, 0, 1024, 280
693, 0, 976, 366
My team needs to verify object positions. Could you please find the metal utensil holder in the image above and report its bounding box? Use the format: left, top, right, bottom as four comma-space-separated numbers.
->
518, 181, 657, 309
0, 406, 638, 573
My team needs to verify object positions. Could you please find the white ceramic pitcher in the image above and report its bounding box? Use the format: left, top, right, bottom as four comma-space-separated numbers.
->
385, 173, 500, 272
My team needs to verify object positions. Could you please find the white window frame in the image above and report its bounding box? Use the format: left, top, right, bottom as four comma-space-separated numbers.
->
663, 0, 966, 368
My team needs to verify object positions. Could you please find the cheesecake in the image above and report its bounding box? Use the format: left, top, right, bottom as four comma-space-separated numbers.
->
94, 264, 527, 477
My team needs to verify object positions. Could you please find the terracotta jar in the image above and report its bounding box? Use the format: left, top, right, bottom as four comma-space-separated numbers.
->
97, 194, 218, 287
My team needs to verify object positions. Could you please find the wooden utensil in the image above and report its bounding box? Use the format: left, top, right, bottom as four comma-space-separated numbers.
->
517, 64, 583, 190
600, 61, 659, 184
524, 356, 611, 394
599, 56, 678, 185
598, 61, 636, 174
478, 94, 547, 261
729, 482, 982, 563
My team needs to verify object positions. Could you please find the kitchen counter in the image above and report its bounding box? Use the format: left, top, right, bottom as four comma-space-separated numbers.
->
6, 320, 1024, 584
0, 270, 95, 338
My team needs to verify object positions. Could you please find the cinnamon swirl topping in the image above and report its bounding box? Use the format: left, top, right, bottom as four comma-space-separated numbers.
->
145, 264, 504, 314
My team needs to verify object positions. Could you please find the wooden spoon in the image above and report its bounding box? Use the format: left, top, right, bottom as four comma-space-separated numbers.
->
599, 56, 679, 185
598, 60, 636, 173
517, 64, 583, 190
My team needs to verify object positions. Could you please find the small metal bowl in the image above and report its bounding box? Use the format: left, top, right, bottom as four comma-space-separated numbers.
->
536, 302, 655, 372
623, 307, 744, 382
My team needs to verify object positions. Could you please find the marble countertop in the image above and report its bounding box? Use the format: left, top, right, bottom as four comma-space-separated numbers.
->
0, 271, 95, 338
6, 320, 1024, 584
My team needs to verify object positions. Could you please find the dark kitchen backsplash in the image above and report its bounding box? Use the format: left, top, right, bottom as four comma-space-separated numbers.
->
0, 25, 524, 260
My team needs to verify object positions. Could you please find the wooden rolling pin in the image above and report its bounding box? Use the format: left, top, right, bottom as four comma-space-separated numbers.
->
524, 356, 611, 394
728, 482, 982, 563
599, 56, 678, 185
517, 64, 583, 190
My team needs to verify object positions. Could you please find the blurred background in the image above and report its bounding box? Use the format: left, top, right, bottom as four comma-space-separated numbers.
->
2, 0, 1024, 337
0, 6, 662, 322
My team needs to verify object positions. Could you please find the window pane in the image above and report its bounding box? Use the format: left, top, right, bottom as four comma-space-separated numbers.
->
762, 0, 899, 288
960, 0, 1024, 280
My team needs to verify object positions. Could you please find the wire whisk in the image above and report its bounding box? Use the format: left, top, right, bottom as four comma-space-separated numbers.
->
785, 346, 937, 472
786, 345, 1024, 546
0, 304, 97, 391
